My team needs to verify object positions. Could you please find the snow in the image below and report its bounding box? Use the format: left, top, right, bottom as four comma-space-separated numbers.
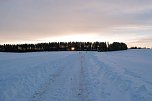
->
0, 49, 152, 101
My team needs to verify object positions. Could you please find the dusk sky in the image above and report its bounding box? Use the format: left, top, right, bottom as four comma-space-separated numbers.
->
0, 0, 152, 48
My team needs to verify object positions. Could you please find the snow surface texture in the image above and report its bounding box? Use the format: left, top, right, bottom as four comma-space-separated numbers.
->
0, 49, 152, 101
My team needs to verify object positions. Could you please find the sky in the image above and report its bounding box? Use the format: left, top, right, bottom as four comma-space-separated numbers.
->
0, 0, 152, 48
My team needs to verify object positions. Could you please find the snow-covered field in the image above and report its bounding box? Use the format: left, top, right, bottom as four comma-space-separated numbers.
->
0, 49, 152, 101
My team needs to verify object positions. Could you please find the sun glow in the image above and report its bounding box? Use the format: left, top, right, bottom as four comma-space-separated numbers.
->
39, 33, 103, 42
71, 47, 75, 51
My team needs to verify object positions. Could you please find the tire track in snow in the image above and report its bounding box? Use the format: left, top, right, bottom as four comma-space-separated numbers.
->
89, 52, 152, 101
82, 53, 111, 101
29, 52, 88, 101
31, 66, 65, 100
78, 52, 86, 101
29, 54, 79, 101
68, 52, 87, 101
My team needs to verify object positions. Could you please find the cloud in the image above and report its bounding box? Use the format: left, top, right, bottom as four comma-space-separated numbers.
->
127, 36, 152, 48
0, 0, 152, 46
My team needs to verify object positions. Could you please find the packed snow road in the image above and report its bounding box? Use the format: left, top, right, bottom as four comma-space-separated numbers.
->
0, 49, 152, 101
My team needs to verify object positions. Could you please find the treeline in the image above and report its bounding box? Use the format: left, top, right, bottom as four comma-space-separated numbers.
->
0, 42, 127, 52
130, 47, 148, 49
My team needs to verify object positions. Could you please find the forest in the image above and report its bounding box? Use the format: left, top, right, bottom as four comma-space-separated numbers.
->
0, 42, 128, 52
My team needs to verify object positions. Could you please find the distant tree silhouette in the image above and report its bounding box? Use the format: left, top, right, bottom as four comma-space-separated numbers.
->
108, 42, 128, 51
130, 47, 147, 49
97, 42, 107, 52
